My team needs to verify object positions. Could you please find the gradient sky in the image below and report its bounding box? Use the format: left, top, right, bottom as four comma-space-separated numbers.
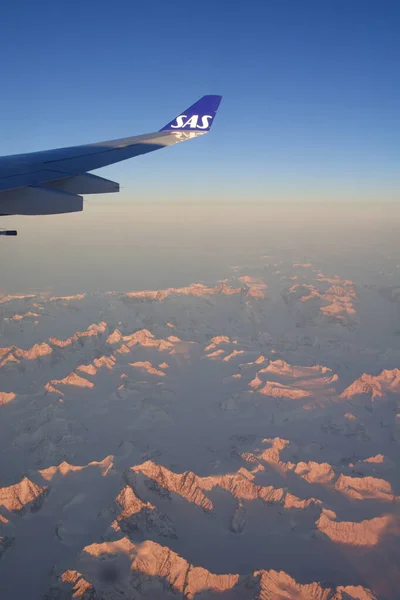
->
1, 0, 399, 202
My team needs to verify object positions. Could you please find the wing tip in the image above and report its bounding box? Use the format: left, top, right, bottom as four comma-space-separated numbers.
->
160, 95, 222, 132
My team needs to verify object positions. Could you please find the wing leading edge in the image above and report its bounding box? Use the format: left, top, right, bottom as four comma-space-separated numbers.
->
0, 95, 222, 216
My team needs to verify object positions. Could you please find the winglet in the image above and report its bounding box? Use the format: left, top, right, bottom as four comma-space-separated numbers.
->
160, 95, 222, 132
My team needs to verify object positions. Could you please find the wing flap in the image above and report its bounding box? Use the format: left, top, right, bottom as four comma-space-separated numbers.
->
0, 169, 72, 193
46, 174, 119, 195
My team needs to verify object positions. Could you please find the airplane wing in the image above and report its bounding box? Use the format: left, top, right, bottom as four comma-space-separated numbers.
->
0, 95, 222, 216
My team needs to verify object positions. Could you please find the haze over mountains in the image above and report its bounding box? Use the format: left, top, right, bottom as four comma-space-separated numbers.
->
1, 203, 400, 599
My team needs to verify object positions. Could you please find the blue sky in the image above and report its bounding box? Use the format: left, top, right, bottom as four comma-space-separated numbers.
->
1, 0, 399, 201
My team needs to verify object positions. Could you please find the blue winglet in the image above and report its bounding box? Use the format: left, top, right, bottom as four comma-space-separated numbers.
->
160, 95, 222, 132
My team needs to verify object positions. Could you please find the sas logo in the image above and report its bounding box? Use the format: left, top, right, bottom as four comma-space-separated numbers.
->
171, 114, 213, 129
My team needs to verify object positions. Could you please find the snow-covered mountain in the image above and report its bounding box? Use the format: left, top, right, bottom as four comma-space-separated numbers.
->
0, 254, 400, 599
